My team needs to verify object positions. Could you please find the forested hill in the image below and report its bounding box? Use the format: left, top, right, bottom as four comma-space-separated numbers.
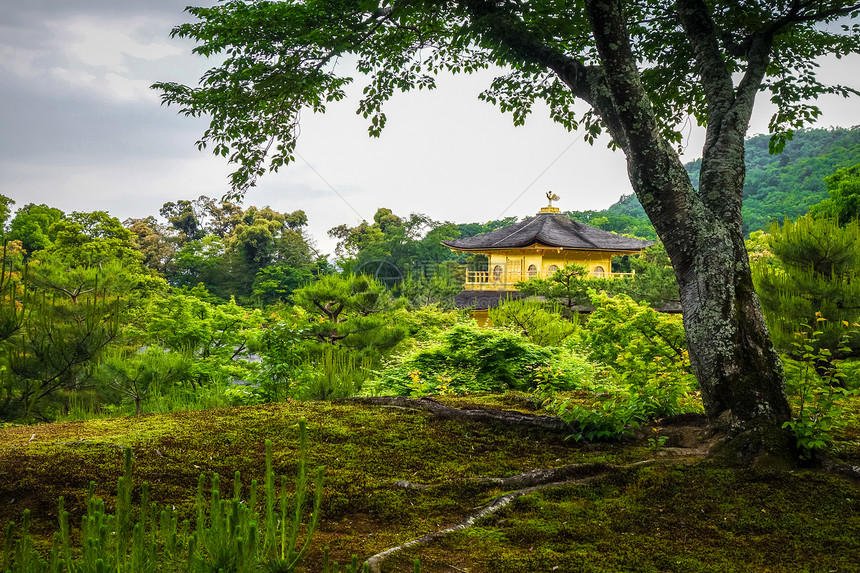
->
602, 126, 860, 235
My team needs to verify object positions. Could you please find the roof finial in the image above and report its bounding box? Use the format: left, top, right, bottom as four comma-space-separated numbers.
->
540, 191, 561, 214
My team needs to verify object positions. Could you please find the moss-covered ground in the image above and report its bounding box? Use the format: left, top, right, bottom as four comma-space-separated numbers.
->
1, 394, 859, 572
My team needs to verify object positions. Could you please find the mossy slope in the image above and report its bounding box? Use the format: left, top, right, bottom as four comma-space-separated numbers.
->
2, 396, 859, 573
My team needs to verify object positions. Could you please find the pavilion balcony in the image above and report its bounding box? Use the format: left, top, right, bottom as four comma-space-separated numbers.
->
463, 269, 635, 291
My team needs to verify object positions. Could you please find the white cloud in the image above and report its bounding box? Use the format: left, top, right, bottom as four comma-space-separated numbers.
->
0, 14, 184, 105
103, 72, 160, 103
49, 67, 98, 90
0, 45, 41, 78
48, 66, 158, 104
51, 16, 181, 71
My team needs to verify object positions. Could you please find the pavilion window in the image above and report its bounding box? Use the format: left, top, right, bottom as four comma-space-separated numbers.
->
493, 265, 503, 282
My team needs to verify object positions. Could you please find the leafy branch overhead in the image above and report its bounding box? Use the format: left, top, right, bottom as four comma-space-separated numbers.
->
153, 0, 860, 196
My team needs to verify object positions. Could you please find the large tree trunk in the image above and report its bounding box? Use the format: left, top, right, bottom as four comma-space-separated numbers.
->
621, 132, 794, 465
660, 177, 794, 464
581, 0, 795, 464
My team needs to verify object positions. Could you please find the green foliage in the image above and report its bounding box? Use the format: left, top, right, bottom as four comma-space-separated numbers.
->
565, 205, 657, 240
810, 162, 860, 224
63, 377, 236, 421
253, 265, 314, 306
172, 236, 228, 294
155, 0, 860, 199
782, 320, 860, 460
546, 376, 698, 443
0, 195, 14, 238
298, 346, 374, 401
536, 292, 701, 441
228, 207, 315, 298
678, 128, 860, 230
374, 322, 594, 396
134, 292, 263, 386
740, 128, 860, 233
488, 299, 578, 347
624, 243, 680, 310
252, 324, 374, 402
291, 274, 407, 362
327, 208, 468, 301
152, 0, 860, 436
553, 394, 645, 442
752, 215, 860, 355
7, 203, 63, 256
647, 433, 669, 450
456, 218, 518, 239
396, 267, 462, 310
515, 251, 679, 313
1, 421, 332, 573
0, 260, 124, 422
250, 321, 307, 403
48, 210, 141, 265
159, 199, 318, 303
125, 216, 178, 277
515, 264, 600, 310
95, 346, 190, 416
584, 292, 691, 384
598, 128, 860, 236
161, 198, 205, 242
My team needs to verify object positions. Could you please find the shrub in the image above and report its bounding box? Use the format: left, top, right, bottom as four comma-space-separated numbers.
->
782, 319, 860, 459
488, 299, 578, 346
251, 323, 374, 402
373, 323, 595, 396
583, 291, 696, 398
528, 292, 702, 442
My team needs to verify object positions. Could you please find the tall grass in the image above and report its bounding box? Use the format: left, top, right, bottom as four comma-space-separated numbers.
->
1, 420, 373, 573
61, 379, 235, 422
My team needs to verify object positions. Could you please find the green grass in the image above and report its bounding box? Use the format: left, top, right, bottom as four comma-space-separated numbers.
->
59, 379, 236, 422
2, 394, 860, 572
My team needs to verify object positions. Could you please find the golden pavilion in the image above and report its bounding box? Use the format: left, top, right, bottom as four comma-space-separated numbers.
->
442, 199, 654, 312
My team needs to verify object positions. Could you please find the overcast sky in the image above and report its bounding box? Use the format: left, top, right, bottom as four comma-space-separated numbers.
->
1, 1, 858, 255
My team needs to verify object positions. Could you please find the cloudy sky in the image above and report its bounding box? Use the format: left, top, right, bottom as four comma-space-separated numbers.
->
1, 1, 858, 254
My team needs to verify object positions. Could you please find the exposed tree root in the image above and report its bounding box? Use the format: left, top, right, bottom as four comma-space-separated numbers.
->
345, 396, 569, 432
366, 460, 655, 573
393, 462, 615, 491
820, 457, 860, 481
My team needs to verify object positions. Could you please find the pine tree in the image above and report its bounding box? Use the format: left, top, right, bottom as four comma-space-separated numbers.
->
753, 215, 860, 356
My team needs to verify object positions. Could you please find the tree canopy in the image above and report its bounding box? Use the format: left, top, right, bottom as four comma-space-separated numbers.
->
154, 1, 860, 194
811, 162, 860, 223
155, 0, 860, 463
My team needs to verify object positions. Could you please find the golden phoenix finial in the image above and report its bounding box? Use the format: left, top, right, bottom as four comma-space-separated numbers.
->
546, 191, 560, 206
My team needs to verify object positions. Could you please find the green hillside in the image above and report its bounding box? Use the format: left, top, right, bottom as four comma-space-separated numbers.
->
599, 126, 860, 236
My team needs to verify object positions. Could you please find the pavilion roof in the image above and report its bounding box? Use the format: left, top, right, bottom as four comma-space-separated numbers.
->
442, 212, 654, 252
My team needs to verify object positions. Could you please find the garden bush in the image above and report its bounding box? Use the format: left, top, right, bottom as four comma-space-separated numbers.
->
372, 322, 595, 396
488, 299, 579, 346
583, 291, 696, 393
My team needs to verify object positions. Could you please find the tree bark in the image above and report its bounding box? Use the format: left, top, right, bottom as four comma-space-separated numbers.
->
581, 0, 794, 464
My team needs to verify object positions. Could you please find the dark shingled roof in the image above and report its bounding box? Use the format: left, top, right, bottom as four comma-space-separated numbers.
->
442, 212, 654, 252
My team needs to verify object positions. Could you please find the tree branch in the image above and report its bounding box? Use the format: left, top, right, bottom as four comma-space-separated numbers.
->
457, 0, 630, 151
675, 0, 734, 140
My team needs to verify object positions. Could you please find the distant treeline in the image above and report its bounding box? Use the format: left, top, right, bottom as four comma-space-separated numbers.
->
568, 126, 860, 238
